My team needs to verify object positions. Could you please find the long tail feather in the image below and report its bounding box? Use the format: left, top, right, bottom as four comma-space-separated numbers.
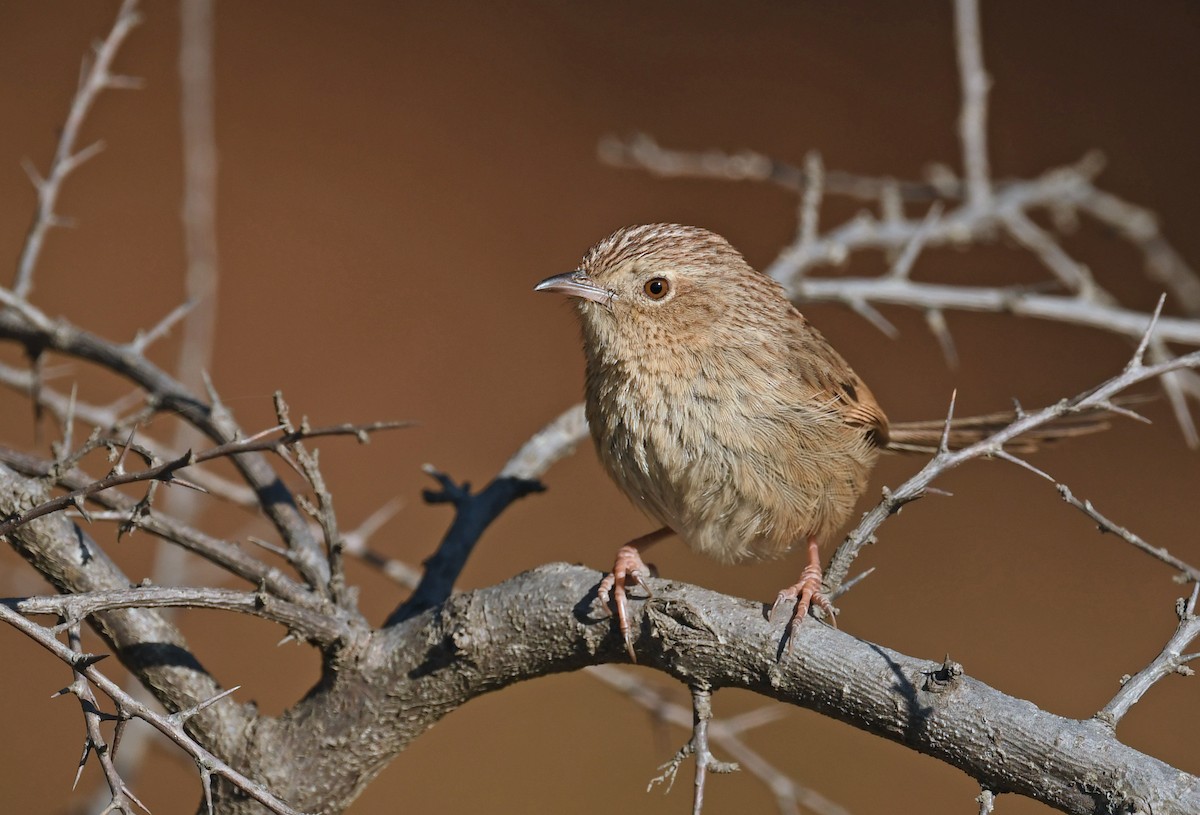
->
885, 405, 1122, 455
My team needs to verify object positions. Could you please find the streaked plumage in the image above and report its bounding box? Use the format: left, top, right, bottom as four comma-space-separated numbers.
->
573, 224, 885, 562
536, 223, 1110, 655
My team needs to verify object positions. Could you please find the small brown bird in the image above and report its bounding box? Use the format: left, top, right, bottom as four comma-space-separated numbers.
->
536, 223, 1098, 657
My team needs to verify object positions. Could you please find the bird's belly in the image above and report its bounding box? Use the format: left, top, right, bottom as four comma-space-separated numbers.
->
588, 378, 877, 564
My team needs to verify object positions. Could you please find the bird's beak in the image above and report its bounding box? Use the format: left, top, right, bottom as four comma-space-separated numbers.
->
534, 270, 615, 308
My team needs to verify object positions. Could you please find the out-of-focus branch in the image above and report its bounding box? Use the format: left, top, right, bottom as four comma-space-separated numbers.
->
13, 0, 142, 299
598, 133, 951, 202
177, 0, 220, 389
954, 0, 992, 210
340, 499, 421, 589
1077, 189, 1200, 316
603, 134, 1200, 318
499, 403, 588, 481
165, 0, 221, 590
793, 275, 1200, 346
587, 665, 849, 815
385, 465, 544, 624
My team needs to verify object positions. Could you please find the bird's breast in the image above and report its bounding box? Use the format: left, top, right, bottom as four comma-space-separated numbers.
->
584, 346, 878, 563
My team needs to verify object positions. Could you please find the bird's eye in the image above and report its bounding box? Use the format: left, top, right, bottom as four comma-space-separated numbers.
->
643, 277, 670, 300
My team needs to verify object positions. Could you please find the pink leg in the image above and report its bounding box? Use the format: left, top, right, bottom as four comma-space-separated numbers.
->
771, 537, 837, 651
597, 527, 672, 661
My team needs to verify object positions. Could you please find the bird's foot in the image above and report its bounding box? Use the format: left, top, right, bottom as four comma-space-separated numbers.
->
771, 539, 836, 652
597, 544, 655, 661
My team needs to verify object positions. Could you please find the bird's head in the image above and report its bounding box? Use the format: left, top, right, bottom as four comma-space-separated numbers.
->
535, 224, 786, 352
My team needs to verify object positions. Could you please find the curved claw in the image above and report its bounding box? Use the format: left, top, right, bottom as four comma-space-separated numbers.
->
774, 538, 837, 653
597, 543, 653, 662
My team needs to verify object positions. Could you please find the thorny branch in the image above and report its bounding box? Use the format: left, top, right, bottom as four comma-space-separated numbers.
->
825, 311, 1200, 593
60, 622, 150, 815
0, 447, 335, 613
1055, 483, 1200, 583
1097, 583, 1200, 727
2, 0, 1198, 813
13, 0, 143, 300
8, 586, 353, 649
0, 418, 407, 543
0, 291, 338, 594
0, 603, 306, 815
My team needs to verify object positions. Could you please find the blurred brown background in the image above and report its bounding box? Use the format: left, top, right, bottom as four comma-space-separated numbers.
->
0, 1, 1197, 813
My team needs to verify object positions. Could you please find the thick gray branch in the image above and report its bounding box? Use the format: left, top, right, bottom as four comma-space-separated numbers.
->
223, 564, 1197, 815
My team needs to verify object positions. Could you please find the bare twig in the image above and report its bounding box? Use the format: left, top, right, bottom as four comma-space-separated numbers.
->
1096, 584, 1200, 727
13, 0, 142, 299
130, 300, 194, 355
1056, 483, 1200, 583
292, 441, 353, 611
341, 499, 421, 589
1002, 208, 1099, 298
8, 586, 353, 648
825, 335, 1200, 592
889, 202, 944, 281
0, 419, 407, 541
0, 604, 307, 815
59, 623, 149, 815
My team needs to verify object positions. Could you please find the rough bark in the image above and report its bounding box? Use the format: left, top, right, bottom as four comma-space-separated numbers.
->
231, 564, 1197, 814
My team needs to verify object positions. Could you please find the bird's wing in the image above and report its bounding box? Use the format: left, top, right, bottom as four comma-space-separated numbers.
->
784, 308, 890, 445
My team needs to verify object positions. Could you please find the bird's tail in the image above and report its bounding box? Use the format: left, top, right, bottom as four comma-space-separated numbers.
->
885, 405, 1117, 455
